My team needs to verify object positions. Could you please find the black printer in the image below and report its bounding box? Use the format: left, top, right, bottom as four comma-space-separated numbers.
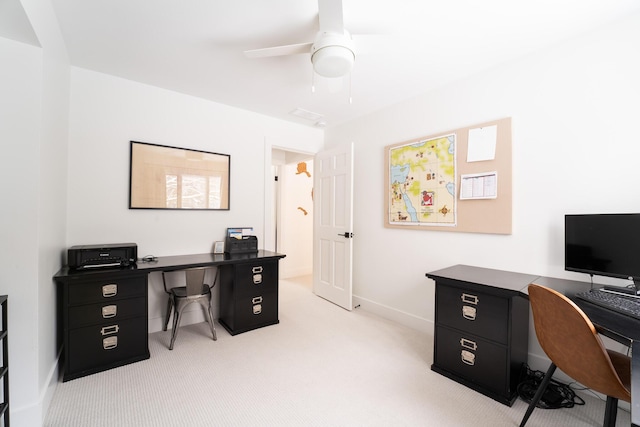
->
68, 243, 137, 269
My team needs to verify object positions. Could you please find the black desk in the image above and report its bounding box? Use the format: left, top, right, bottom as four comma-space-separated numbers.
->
426, 267, 640, 426
54, 250, 285, 381
535, 276, 640, 427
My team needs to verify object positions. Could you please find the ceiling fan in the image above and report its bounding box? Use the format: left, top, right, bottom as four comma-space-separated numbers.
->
244, 0, 357, 79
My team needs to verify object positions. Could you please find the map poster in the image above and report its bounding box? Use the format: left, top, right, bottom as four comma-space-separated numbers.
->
388, 134, 456, 226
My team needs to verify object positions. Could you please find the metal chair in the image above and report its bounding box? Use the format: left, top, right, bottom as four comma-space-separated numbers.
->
162, 267, 217, 350
520, 284, 631, 427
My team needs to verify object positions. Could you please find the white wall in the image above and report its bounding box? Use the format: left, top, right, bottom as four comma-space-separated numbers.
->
0, 36, 43, 424
66, 67, 323, 331
326, 13, 640, 367
0, 0, 70, 423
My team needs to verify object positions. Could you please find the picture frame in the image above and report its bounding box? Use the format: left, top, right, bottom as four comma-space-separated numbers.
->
129, 141, 230, 210
213, 241, 225, 254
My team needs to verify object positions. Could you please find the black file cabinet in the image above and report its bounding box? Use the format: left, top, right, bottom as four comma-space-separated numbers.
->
219, 259, 279, 335
56, 270, 150, 382
427, 265, 533, 406
0, 295, 8, 426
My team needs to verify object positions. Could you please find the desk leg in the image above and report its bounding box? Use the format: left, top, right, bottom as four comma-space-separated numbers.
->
632, 341, 640, 427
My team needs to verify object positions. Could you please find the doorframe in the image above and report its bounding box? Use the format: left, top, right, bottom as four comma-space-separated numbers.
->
263, 143, 315, 255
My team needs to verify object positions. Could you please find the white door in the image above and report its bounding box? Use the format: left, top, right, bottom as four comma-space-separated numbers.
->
313, 143, 354, 310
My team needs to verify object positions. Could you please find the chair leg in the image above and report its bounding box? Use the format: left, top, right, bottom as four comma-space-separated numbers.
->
199, 300, 217, 341
603, 396, 618, 427
163, 297, 173, 331
520, 363, 557, 427
169, 305, 183, 350
206, 306, 217, 341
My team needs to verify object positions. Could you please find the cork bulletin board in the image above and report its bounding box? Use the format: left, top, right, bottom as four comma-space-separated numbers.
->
384, 117, 512, 235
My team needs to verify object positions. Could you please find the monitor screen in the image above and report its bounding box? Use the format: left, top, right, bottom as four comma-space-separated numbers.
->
565, 213, 640, 282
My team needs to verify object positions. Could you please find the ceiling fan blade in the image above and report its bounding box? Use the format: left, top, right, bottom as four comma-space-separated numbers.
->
244, 42, 313, 58
318, 0, 344, 33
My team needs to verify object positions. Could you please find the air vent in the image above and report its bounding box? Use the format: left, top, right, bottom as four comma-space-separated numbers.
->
289, 107, 324, 122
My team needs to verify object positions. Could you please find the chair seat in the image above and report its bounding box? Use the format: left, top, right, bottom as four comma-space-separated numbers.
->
170, 284, 211, 299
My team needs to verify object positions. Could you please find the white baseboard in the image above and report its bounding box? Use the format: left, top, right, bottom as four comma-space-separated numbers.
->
352, 294, 433, 333
280, 266, 312, 279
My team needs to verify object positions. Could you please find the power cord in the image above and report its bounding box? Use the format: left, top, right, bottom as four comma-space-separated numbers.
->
517, 365, 585, 409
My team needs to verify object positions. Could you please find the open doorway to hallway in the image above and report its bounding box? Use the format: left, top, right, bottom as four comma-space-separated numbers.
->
271, 148, 314, 283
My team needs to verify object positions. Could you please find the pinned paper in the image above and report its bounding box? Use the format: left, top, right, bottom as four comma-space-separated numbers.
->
467, 125, 497, 162
460, 172, 498, 200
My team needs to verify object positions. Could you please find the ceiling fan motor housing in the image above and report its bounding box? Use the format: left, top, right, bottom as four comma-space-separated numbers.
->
311, 31, 355, 78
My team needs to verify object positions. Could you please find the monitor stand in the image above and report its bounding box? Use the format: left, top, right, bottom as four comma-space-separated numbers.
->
602, 284, 640, 296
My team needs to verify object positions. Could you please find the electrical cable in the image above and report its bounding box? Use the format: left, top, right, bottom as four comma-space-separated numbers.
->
517, 365, 585, 410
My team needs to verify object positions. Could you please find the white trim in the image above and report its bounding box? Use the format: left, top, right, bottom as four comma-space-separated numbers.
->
352, 294, 432, 334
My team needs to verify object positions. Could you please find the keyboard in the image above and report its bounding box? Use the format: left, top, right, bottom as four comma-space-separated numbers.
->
575, 289, 640, 320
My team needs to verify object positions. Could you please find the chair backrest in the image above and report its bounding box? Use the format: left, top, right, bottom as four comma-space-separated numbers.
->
162, 268, 208, 297
528, 284, 630, 402
184, 268, 206, 297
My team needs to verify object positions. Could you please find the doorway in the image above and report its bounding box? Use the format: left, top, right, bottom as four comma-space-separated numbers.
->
271, 148, 314, 282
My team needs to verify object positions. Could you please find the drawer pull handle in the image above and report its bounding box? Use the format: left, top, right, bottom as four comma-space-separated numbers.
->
253, 304, 262, 315
252, 296, 263, 304
101, 325, 119, 336
461, 293, 478, 305
462, 305, 477, 321
253, 274, 263, 284
252, 266, 263, 274
102, 305, 118, 318
460, 338, 477, 351
102, 284, 118, 297
103, 336, 118, 350
461, 350, 476, 366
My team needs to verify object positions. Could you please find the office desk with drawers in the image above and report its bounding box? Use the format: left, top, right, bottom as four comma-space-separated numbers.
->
54, 250, 285, 382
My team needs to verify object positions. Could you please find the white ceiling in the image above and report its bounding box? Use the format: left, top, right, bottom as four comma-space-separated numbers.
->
9, 0, 640, 128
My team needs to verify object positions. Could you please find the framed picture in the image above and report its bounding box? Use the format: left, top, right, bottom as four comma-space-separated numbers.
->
213, 241, 225, 254
129, 141, 230, 210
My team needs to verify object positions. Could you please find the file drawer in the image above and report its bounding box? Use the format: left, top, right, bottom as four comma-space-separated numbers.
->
434, 325, 508, 395
68, 276, 146, 305
221, 291, 278, 334
436, 283, 509, 344
234, 262, 278, 297
68, 316, 149, 373
68, 296, 147, 329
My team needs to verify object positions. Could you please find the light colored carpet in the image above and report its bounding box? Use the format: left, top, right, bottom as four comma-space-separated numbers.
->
44, 276, 631, 426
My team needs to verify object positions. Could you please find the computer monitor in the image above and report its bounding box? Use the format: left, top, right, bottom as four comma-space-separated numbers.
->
565, 213, 640, 292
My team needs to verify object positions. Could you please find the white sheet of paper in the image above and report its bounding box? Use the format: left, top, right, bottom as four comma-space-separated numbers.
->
467, 125, 497, 162
459, 172, 498, 200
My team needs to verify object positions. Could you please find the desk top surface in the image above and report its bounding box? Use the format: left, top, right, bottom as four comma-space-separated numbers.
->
426, 264, 538, 294
54, 250, 285, 280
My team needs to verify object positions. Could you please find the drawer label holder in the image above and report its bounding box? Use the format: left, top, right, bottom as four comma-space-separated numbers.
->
461, 293, 479, 305
100, 325, 119, 336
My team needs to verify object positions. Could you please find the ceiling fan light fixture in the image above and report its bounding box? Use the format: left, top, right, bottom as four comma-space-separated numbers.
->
312, 45, 354, 78
310, 31, 355, 78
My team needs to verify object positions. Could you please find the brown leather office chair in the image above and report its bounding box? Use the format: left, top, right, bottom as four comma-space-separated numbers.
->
162, 267, 217, 350
520, 284, 631, 427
